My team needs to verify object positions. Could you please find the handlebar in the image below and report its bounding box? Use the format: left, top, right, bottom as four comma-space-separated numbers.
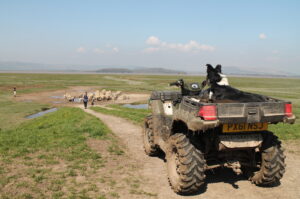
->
170, 79, 207, 90
169, 81, 179, 86
169, 79, 183, 87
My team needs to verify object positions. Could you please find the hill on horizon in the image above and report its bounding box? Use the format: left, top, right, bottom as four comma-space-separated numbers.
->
0, 61, 298, 77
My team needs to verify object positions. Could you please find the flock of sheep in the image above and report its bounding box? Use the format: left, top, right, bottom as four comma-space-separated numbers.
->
64, 89, 128, 102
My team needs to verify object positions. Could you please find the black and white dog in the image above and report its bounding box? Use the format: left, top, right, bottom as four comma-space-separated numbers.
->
205, 64, 267, 102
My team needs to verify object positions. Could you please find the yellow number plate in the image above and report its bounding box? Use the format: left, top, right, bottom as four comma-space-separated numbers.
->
222, 123, 268, 133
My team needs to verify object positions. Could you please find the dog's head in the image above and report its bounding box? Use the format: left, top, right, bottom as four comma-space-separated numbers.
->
206, 64, 229, 86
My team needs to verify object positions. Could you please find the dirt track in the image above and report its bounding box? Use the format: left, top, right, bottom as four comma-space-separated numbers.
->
83, 108, 300, 199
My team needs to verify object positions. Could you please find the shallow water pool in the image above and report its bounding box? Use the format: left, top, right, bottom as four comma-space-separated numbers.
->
26, 108, 58, 119
122, 104, 148, 109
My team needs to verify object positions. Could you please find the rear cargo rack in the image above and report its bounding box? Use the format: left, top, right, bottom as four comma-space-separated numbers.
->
182, 96, 292, 124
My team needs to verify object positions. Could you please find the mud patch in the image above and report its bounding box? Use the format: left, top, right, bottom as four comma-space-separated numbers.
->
86, 138, 110, 156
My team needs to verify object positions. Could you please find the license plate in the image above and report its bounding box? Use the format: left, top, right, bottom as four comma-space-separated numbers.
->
222, 123, 268, 133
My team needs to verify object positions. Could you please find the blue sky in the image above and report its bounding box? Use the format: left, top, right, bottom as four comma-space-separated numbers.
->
0, 0, 299, 73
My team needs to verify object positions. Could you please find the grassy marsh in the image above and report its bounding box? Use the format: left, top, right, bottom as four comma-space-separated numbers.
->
0, 73, 299, 138
0, 72, 299, 198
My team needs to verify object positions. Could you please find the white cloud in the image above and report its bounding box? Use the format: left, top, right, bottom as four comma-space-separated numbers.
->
144, 36, 215, 53
259, 33, 267, 39
112, 47, 119, 53
93, 46, 119, 54
146, 36, 161, 45
272, 50, 279, 54
76, 47, 86, 53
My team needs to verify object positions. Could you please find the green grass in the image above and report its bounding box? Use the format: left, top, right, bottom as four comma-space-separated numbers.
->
0, 107, 118, 198
91, 104, 151, 125
0, 95, 50, 130
270, 123, 300, 140
0, 107, 110, 158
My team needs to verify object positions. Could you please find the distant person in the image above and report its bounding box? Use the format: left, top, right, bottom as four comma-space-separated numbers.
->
13, 87, 16, 97
83, 92, 88, 109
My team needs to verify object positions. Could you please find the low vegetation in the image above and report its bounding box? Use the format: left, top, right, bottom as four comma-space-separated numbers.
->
0, 107, 125, 198
91, 104, 151, 125
0, 73, 299, 198
269, 123, 300, 140
0, 96, 50, 130
0, 106, 157, 198
0, 107, 110, 157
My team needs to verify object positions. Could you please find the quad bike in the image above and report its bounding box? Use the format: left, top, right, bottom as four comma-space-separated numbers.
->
143, 79, 295, 194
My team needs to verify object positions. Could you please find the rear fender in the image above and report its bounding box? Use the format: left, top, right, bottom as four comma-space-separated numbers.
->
171, 120, 188, 135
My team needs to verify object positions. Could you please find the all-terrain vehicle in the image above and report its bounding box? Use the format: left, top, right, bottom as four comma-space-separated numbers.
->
143, 79, 296, 194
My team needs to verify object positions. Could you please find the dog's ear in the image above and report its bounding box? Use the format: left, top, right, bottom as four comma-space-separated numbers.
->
206, 64, 213, 72
216, 65, 222, 73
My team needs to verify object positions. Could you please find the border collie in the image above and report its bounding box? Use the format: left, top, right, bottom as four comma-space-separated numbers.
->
205, 64, 267, 102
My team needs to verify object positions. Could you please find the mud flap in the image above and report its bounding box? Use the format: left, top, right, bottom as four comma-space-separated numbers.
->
218, 134, 262, 150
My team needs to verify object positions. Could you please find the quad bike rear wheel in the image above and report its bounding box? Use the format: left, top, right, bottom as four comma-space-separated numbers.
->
249, 131, 286, 186
166, 133, 206, 194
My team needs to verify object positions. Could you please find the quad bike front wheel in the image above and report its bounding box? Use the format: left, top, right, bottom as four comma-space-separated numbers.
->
166, 133, 206, 194
143, 115, 159, 156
